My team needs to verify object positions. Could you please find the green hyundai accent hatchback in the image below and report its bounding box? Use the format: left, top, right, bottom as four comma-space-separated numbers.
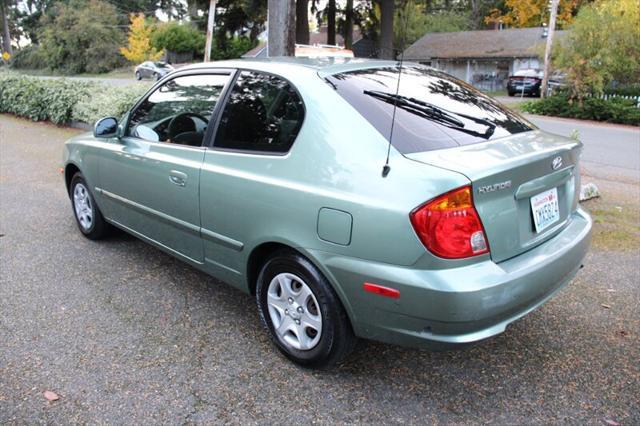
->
63, 58, 592, 368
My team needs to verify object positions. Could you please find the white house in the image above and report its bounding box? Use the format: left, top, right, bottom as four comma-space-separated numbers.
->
403, 27, 567, 91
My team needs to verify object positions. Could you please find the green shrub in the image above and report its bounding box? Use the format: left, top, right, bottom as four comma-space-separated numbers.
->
0, 74, 95, 124
38, 0, 126, 74
10, 45, 46, 70
211, 37, 256, 60
0, 74, 152, 125
73, 83, 151, 124
521, 94, 640, 126
151, 22, 206, 54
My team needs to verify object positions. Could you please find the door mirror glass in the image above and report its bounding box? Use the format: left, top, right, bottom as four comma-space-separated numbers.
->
94, 117, 118, 138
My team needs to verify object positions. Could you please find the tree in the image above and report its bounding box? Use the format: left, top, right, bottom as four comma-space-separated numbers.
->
379, 0, 394, 59
39, 0, 126, 73
327, 0, 336, 44
151, 21, 206, 53
394, 1, 469, 47
344, 0, 353, 49
120, 13, 163, 63
296, 0, 310, 44
485, 0, 582, 29
1, 0, 13, 55
554, 0, 640, 99
268, 0, 295, 56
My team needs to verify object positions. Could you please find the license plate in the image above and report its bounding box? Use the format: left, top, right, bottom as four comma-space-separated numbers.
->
530, 188, 560, 233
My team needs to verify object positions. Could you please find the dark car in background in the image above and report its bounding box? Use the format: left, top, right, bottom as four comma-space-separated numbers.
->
135, 61, 174, 81
507, 69, 543, 97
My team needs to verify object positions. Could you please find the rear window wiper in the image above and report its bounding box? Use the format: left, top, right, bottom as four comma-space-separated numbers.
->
363, 90, 495, 139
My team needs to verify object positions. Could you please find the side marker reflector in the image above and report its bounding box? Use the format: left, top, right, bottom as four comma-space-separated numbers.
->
363, 282, 400, 299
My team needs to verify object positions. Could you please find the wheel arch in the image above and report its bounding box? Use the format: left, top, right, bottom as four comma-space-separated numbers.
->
64, 163, 81, 196
245, 241, 357, 328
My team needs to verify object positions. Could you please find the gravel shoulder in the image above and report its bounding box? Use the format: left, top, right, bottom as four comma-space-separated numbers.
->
1, 114, 638, 424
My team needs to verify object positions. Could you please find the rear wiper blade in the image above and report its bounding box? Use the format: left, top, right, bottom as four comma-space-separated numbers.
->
363, 90, 495, 139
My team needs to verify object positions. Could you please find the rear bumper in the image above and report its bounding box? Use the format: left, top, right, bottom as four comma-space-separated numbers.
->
507, 83, 540, 95
308, 208, 592, 348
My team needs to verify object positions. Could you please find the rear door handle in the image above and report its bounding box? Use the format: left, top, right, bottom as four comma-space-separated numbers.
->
169, 170, 188, 187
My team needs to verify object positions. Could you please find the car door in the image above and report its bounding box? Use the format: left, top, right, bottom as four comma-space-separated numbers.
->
98, 70, 234, 263
139, 62, 149, 77
199, 70, 306, 286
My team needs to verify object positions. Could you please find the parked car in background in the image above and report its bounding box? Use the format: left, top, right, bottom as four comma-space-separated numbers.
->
135, 61, 174, 81
64, 59, 591, 368
507, 69, 543, 97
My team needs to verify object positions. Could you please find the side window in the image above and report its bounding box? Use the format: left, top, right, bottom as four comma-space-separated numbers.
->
214, 71, 304, 153
127, 73, 230, 147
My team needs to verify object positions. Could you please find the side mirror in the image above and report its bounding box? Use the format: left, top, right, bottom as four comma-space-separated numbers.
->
94, 117, 118, 138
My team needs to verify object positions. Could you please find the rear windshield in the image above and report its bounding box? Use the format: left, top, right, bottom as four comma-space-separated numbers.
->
326, 65, 534, 153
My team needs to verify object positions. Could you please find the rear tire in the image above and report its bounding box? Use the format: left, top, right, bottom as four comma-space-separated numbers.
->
154, 72, 160, 81
69, 172, 109, 240
256, 250, 356, 369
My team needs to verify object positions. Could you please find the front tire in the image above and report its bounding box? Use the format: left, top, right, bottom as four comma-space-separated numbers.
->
69, 173, 109, 240
135, 71, 142, 80
256, 250, 355, 368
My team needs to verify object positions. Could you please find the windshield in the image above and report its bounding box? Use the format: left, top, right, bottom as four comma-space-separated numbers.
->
154, 62, 170, 68
326, 65, 534, 153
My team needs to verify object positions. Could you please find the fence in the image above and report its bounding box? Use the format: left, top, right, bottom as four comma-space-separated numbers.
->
547, 86, 640, 107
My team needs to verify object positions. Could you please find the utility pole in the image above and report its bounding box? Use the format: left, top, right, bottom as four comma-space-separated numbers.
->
541, 0, 559, 98
204, 0, 216, 62
268, 0, 295, 57
1, 0, 13, 56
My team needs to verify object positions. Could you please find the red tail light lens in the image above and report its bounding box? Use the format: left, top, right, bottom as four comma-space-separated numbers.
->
410, 186, 489, 259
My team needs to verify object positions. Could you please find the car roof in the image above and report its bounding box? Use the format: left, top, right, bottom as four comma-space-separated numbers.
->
180, 57, 403, 77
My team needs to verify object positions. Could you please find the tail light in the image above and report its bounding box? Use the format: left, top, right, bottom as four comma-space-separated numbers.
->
410, 186, 489, 259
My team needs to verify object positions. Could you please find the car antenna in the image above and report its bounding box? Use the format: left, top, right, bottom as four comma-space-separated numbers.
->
382, 1, 409, 178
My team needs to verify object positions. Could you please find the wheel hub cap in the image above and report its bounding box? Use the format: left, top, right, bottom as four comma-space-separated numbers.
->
266, 272, 322, 351
73, 183, 93, 231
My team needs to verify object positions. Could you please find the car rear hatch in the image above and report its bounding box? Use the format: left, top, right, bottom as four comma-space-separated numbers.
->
406, 130, 582, 263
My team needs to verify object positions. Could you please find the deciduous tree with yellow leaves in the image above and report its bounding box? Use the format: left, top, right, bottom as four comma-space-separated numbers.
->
120, 13, 163, 64
485, 0, 583, 28
554, 0, 640, 99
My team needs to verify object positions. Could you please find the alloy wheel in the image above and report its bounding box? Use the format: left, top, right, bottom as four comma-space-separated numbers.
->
73, 183, 93, 231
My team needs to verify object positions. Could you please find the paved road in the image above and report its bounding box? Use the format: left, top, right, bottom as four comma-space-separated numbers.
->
1, 115, 638, 424
526, 115, 640, 182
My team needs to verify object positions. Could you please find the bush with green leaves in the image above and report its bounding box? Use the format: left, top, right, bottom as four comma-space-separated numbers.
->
521, 94, 640, 126
0, 74, 95, 124
0, 73, 152, 125
211, 37, 256, 60
72, 83, 151, 124
151, 22, 206, 54
10, 45, 46, 70
38, 0, 126, 74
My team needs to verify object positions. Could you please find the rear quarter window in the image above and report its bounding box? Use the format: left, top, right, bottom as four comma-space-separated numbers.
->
325, 66, 534, 154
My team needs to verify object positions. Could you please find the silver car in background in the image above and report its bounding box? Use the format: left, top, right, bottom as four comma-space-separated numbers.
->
134, 61, 174, 81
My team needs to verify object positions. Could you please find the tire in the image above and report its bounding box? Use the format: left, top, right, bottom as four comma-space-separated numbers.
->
154, 72, 160, 81
135, 71, 142, 80
69, 172, 109, 240
507, 91, 515, 97
256, 250, 356, 368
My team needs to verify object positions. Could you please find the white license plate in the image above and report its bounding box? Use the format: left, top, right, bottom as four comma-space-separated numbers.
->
530, 187, 560, 233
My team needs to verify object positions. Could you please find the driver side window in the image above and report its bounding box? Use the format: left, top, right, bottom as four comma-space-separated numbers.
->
127, 73, 230, 147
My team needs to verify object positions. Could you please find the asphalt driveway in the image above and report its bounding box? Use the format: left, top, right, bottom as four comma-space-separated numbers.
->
0, 114, 638, 424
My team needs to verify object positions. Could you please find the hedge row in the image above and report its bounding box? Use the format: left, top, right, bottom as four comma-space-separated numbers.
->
0, 73, 151, 125
521, 94, 640, 126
